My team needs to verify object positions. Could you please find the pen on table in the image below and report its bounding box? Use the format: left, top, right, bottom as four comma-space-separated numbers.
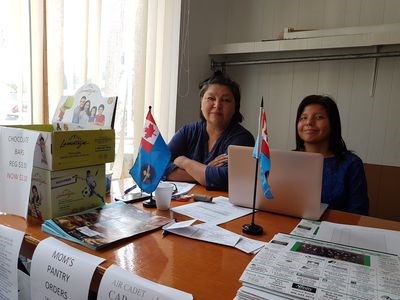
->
123, 184, 137, 194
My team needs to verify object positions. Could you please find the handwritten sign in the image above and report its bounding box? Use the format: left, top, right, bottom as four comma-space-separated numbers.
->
0, 126, 39, 218
97, 264, 193, 300
30, 237, 105, 299
0, 225, 25, 299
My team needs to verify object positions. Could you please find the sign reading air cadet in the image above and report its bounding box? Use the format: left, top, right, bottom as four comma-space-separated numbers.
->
97, 264, 193, 300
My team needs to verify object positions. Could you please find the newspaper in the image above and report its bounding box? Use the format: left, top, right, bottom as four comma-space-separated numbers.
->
239, 233, 400, 300
291, 219, 400, 256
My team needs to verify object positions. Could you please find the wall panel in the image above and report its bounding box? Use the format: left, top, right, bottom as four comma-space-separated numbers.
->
359, 0, 385, 25
336, 62, 356, 141
297, 0, 325, 29
265, 63, 294, 150
383, 0, 400, 23
347, 60, 375, 159
324, 0, 347, 28
383, 59, 400, 166
367, 58, 394, 165
317, 61, 340, 97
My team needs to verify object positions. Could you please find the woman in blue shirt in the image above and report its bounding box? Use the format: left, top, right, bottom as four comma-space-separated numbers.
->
165, 71, 255, 191
295, 95, 369, 215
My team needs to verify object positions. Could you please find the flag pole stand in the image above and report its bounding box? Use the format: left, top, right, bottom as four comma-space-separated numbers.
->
143, 193, 157, 208
243, 97, 265, 236
242, 156, 263, 235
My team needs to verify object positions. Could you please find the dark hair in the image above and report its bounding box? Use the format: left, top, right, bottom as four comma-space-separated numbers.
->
198, 71, 243, 123
295, 95, 347, 160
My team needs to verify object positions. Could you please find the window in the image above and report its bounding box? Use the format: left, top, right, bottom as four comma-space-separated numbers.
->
0, 0, 31, 124
0, 0, 181, 178
47, 0, 139, 155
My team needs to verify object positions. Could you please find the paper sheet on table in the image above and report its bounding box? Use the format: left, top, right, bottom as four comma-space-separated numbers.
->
164, 221, 265, 253
235, 235, 266, 254
171, 196, 252, 225
315, 221, 400, 255
166, 181, 195, 196
290, 219, 321, 238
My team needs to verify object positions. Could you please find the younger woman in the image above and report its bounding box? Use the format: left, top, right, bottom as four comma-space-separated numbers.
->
295, 95, 369, 215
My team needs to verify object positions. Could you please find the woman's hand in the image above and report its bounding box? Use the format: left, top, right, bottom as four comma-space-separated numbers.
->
173, 156, 189, 169
171, 155, 207, 186
207, 153, 228, 167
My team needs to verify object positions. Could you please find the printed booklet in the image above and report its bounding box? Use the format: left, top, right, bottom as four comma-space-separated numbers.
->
42, 201, 172, 250
52, 83, 117, 131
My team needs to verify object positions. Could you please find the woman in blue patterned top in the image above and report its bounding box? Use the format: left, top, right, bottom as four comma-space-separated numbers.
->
295, 95, 369, 215
164, 71, 255, 191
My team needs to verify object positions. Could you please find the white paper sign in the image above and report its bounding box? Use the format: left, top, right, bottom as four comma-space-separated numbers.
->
0, 126, 39, 218
0, 224, 25, 300
30, 237, 105, 300
97, 264, 193, 300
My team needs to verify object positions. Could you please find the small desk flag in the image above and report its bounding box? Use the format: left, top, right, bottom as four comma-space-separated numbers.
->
130, 107, 171, 193
253, 99, 273, 199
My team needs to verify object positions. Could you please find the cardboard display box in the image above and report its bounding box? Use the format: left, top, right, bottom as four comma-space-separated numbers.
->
28, 164, 106, 220
11, 124, 114, 171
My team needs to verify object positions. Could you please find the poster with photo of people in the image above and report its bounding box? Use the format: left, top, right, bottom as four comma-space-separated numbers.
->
52, 83, 117, 131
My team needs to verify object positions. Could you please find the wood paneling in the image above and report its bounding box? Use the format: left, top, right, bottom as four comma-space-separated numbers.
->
365, 163, 400, 221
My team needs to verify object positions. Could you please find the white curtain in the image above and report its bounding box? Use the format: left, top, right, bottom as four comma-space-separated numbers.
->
45, 0, 181, 178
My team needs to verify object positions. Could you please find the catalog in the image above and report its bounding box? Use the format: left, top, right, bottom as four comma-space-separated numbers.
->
52, 83, 117, 131
42, 202, 172, 250
239, 233, 400, 300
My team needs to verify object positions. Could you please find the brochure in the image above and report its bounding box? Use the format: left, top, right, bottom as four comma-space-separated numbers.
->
42, 202, 172, 250
52, 83, 117, 131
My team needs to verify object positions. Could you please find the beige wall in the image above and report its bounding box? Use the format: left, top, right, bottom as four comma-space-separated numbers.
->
176, 0, 400, 168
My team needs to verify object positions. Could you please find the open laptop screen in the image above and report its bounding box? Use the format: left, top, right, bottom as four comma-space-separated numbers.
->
228, 145, 327, 220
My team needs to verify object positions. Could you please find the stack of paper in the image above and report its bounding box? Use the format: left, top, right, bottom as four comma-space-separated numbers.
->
235, 233, 400, 300
163, 220, 265, 254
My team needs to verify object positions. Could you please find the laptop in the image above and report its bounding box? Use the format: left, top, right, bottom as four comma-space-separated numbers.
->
228, 145, 328, 220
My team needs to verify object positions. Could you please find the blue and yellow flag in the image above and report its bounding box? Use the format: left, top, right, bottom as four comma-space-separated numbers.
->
130, 108, 171, 193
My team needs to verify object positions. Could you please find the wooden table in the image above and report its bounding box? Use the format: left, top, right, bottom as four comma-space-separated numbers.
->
2, 180, 400, 299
